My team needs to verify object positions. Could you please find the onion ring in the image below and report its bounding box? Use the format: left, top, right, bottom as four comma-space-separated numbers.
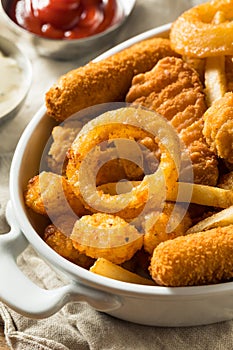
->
67, 106, 181, 222
170, 0, 233, 57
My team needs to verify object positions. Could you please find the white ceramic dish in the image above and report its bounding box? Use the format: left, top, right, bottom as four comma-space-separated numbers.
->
1, 23, 233, 327
0, 35, 32, 124
1, 0, 136, 60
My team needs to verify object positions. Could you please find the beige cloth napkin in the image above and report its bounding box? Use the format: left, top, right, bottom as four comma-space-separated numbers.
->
2, 0, 231, 349
0, 246, 233, 350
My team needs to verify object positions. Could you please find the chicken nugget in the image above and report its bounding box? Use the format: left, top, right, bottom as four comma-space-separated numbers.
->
203, 92, 233, 164
44, 224, 94, 268
24, 171, 89, 218
218, 171, 233, 190
126, 56, 218, 186
149, 225, 233, 286
143, 202, 192, 255
71, 213, 143, 264
45, 38, 179, 121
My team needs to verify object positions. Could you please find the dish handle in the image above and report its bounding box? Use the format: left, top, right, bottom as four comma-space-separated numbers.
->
0, 201, 121, 318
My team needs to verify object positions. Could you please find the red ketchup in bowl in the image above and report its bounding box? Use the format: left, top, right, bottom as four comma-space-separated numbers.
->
9, 0, 122, 39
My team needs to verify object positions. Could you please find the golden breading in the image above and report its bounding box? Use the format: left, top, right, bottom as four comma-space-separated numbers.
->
47, 120, 84, 174
143, 202, 192, 255
67, 109, 162, 174
94, 180, 146, 221
218, 171, 233, 190
149, 225, 233, 287
182, 56, 205, 83
24, 171, 89, 217
67, 128, 159, 187
203, 92, 233, 164
45, 38, 179, 121
44, 224, 95, 268
126, 56, 218, 186
225, 56, 233, 92
169, 0, 233, 58
71, 213, 143, 264
179, 118, 218, 185
66, 107, 180, 223
126, 57, 206, 129
48, 113, 129, 179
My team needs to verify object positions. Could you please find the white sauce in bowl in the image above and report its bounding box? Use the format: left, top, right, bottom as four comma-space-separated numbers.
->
0, 51, 25, 118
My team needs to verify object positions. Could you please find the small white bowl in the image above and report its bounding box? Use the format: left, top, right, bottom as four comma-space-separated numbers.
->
0, 35, 32, 124
1, 0, 136, 60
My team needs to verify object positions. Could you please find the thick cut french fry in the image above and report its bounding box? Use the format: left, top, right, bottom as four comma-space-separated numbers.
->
186, 206, 233, 234
204, 56, 227, 107
90, 258, 155, 285
204, 11, 227, 107
167, 182, 233, 208
99, 181, 233, 209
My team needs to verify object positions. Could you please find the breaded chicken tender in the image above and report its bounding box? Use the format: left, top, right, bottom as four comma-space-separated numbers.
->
71, 213, 143, 264
126, 56, 218, 186
25, 171, 89, 217
143, 202, 192, 255
44, 224, 95, 268
149, 225, 233, 286
46, 38, 179, 121
203, 92, 233, 164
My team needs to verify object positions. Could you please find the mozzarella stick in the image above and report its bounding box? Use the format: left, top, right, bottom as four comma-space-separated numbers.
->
149, 225, 233, 286
45, 38, 179, 121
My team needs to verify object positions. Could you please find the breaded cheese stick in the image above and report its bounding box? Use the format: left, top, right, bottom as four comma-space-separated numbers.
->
45, 38, 179, 121
149, 225, 233, 286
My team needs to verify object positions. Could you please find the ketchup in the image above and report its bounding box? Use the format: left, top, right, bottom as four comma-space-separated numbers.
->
9, 0, 122, 40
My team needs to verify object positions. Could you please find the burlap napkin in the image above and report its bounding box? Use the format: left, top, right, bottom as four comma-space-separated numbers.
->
2, 0, 232, 349
1, 246, 233, 350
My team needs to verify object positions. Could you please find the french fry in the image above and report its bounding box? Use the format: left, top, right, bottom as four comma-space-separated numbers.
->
204, 56, 227, 107
90, 258, 155, 285
186, 206, 233, 234
204, 11, 227, 107
99, 181, 233, 209
167, 182, 233, 208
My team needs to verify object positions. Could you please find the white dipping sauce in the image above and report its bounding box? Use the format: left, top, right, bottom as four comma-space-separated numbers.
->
0, 51, 25, 117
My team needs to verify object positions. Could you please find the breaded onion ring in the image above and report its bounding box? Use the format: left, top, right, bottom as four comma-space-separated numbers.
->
170, 0, 233, 57
67, 107, 181, 220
